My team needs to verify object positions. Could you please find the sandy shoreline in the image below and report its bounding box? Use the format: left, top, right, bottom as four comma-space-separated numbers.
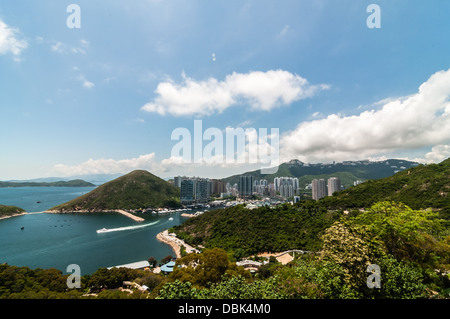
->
0, 212, 27, 220
156, 230, 182, 258
156, 230, 200, 259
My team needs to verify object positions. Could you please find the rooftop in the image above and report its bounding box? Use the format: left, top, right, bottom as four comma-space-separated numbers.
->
108, 260, 150, 270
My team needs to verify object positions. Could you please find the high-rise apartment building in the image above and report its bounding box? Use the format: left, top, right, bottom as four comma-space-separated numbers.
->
327, 177, 341, 196
238, 175, 253, 197
312, 178, 326, 200
180, 177, 211, 204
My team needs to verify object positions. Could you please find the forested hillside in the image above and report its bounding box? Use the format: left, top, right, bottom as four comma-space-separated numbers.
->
321, 158, 450, 217
173, 202, 342, 256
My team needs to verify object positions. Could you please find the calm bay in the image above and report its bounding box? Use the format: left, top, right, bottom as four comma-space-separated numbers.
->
0, 187, 185, 275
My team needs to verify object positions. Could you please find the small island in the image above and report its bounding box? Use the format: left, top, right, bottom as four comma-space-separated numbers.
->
0, 204, 26, 220
0, 179, 96, 188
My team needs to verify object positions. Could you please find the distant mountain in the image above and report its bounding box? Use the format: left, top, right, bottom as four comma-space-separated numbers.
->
7, 173, 123, 186
0, 180, 96, 188
50, 170, 181, 212
321, 157, 450, 217
222, 159, 420, 187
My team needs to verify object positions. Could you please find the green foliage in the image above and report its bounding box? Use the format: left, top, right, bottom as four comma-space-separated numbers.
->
371, 256, 427, 299
0, 264, 84, 299
174, 202, 341, 256
0, 205, 25, 218
322, 158, 450, 217
169, 248, 251, 288
351, 201, 449, 270
156, 280, 201, 299
88, 267, 146, 291
0, 180, 95, 188
52, 170, 181, 211
320, 221, 386, 292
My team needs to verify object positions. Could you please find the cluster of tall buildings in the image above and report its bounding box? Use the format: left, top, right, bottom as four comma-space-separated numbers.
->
175, 176, 227, 204
274, 177, 300, 197
312, 177, 341, 200
174, 174, 342, 203
238, 175, 301, 198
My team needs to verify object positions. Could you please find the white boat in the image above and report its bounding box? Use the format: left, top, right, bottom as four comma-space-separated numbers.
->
169, 217, 174, 221
96, 228, 108, 233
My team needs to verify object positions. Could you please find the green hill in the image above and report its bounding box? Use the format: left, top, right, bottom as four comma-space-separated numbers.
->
51, 170, 181, 211
321, 157, 450, 217
0, 205, 25, 218
173, 202, 341, 255
0, 179, 95, 188
222, 158, 419, 188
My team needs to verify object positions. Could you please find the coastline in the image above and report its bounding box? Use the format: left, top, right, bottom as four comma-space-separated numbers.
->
156, 230, 200, 259
156, 230, 181, 258
44, 209, 145, 222
0, 212, 27, 220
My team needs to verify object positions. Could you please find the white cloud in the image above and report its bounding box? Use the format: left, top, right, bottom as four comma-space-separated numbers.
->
280, 69, 450, 164
50, 39, 88, 55
278, 24, 290, 38
411, 145, 450, 164
77, 74, 95, 89
54, 153, 158, 176
82, 80, 95, 89
141, 70, 329, 116
0, 18, 28, 58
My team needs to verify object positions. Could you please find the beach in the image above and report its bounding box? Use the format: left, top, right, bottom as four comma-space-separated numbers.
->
156, 230, 181, 258
0, 212, 27, 220
156, 230, 200, 259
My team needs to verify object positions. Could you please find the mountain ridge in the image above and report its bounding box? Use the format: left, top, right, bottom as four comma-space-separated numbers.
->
222, 158, 420, 187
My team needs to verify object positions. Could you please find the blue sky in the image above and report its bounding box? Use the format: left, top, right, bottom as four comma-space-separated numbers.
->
1, 0, 450, 180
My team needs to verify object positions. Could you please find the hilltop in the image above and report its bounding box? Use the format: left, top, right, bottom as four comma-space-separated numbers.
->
222, 158, 419, 187
321, 157, 450, 217
51, 170, 181, 212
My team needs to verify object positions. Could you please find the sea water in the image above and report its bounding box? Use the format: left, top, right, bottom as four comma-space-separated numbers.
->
0, 187, 187, 275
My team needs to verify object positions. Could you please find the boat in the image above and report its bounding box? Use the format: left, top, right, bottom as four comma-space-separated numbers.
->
169, 217, 174, 221
96, 228, 108, 233
20, 227, 24, 230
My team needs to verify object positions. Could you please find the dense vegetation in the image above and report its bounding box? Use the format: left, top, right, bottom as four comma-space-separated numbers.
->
0, 179, 95, 188
0, 205, 25, 218
321, 158, 450, 218
2, 201, 447, 299
51, 170, 181, 211
173, 202, 341, 256
159, 201, 450, 299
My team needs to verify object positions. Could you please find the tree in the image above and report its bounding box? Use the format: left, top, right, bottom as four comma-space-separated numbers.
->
169, 248, 250, 288
319, 220, 386, 295
352, 201, 448, 267
147, 256, 157, 267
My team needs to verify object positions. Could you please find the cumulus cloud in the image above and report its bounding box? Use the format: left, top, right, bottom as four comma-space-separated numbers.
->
0, 18, 28, 58
54, 153, 158, 176
77, 74, 95, 89
280, 69, 450, 164
141, 70, 329, 116
50, 39, 88, 54
412, 145, 450, 164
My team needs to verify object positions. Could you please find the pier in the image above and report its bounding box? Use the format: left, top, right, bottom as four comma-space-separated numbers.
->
114, 209, 144, 222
